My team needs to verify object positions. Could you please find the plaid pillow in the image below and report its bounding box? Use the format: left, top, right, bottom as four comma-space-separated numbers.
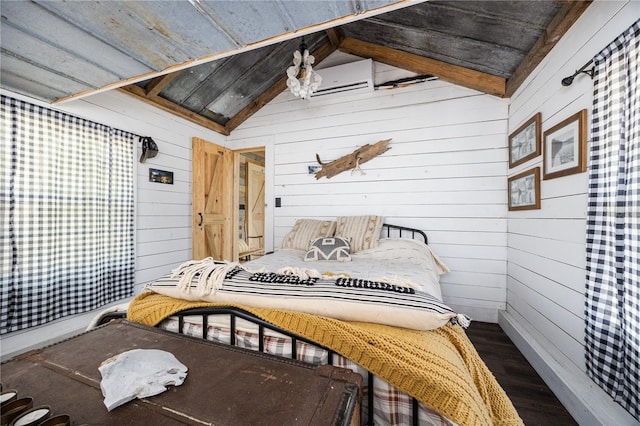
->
304, 237, 352, 262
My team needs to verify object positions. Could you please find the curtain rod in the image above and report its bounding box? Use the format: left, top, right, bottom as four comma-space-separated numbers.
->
561, 59, 595, 86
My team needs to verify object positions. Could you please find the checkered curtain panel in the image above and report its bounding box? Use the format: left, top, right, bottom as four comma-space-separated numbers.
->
585, 20, 640, 421
0, 96, 135, 334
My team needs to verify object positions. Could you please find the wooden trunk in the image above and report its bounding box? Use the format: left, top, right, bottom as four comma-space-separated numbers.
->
1, 320, 361, 426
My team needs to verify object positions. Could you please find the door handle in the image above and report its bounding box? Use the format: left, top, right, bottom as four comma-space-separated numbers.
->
198, 212, 203, 227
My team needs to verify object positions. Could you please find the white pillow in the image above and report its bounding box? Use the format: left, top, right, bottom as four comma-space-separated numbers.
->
352, 238, 449, 297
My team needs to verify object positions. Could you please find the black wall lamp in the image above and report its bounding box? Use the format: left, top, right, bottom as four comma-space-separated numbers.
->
561, 59, 595, 86
139, 136, 158, 163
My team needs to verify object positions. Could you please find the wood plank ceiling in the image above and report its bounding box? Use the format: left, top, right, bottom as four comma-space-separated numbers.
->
0, 1, 592, 136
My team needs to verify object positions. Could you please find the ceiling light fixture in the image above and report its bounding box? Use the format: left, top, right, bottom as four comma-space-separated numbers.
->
286, 39, 322, 99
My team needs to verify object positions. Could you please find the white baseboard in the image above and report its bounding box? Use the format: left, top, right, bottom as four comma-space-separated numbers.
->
448, 304, 498, 323
499, 311, 639, 426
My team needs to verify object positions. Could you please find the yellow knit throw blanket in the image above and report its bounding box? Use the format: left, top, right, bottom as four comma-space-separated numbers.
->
128, 292, 523, 426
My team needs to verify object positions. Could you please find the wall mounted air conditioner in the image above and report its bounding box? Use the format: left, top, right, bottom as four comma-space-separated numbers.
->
311, 59, 374, 98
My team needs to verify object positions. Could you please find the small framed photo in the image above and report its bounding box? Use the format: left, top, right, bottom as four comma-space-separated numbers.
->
543, 109, 587, 180
508, 167, 540, 211
509, 112, 541, 168
149, 168, 174, 184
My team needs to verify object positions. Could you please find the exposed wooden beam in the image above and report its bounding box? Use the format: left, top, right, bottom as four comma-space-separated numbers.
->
145, 71, 182, 98
225, 41, 337, 133
325, 28, 343, 48
118, 84, 229, 135
505, 0, 592, 97
339, 37, 506, 97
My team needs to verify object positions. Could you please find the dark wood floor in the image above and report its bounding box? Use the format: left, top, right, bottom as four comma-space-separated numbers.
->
465, 321, 577, 426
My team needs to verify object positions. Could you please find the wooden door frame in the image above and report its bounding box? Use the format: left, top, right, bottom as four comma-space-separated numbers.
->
245, 159, 265, 251
234, 147, 265, 260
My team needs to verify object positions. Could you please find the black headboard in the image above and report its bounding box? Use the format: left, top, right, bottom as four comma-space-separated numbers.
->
382, 223, 428, 245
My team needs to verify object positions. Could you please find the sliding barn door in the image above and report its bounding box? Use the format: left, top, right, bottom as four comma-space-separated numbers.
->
192, 138, 234, 261
246, 161, 265, 250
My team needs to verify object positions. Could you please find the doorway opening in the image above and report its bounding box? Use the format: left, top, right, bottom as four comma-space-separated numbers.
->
237, 149, 265, 262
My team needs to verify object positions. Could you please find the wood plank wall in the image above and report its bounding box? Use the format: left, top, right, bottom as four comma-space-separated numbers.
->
505, 1, 639, 424
228, 60, 509, 322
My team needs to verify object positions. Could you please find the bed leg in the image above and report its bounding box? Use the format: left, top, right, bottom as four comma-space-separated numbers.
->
230, 314, 236, 346
367, 371, 374, 425
202, 315, 208, 340
258, 325, 264, 352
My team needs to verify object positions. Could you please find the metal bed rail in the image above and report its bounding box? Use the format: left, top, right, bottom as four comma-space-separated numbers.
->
382, 223, 428, 245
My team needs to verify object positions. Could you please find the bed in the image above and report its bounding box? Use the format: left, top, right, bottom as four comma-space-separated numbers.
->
110, 217, 522, 426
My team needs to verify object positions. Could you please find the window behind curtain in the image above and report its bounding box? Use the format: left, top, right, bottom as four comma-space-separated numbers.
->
0, 95, 135, 335
585, 20, 639, 421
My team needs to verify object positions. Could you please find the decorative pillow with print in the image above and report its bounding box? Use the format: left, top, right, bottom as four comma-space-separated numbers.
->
335, 215, 384, 253
281, 219, 337, 251
304, 237, 352, 262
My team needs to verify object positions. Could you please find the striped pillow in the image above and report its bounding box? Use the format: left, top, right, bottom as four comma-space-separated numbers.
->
335, 215, 384, 252
280, 219, 336, 251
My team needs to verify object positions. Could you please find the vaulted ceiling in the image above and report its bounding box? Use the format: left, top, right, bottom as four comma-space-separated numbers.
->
0, 1, 591, 136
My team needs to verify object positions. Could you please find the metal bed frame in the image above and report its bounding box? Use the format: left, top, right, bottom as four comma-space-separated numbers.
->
99, 224, 430, 425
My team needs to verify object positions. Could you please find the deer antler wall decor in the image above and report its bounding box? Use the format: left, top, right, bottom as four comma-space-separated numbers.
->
314, 138, 391, 180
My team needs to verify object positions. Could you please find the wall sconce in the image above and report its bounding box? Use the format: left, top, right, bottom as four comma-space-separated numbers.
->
139, 137, 158, 163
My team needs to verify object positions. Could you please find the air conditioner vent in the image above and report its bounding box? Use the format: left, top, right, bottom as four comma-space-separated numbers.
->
311, 59, 374, 98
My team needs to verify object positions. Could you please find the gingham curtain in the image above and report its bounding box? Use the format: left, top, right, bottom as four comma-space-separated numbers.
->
0, 95, 135, 334
585, 19, 640, 421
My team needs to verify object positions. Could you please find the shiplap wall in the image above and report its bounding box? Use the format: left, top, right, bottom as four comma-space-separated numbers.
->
504, 1, 639, 424
1, 88, 224, 359
228, 59, 509, 323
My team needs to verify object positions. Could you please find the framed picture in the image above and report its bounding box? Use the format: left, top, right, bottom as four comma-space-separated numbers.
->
508, 167, 540, 211
543, 109, 587, 180
149, 168, 174, 184
509, 112, 541, 168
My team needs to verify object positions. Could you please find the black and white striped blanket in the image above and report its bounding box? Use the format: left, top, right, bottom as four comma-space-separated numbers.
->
145, 258, 469, 331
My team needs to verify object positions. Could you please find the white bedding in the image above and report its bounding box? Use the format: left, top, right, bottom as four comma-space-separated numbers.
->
145, 237, 463, 331
246, 238, 449, 300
